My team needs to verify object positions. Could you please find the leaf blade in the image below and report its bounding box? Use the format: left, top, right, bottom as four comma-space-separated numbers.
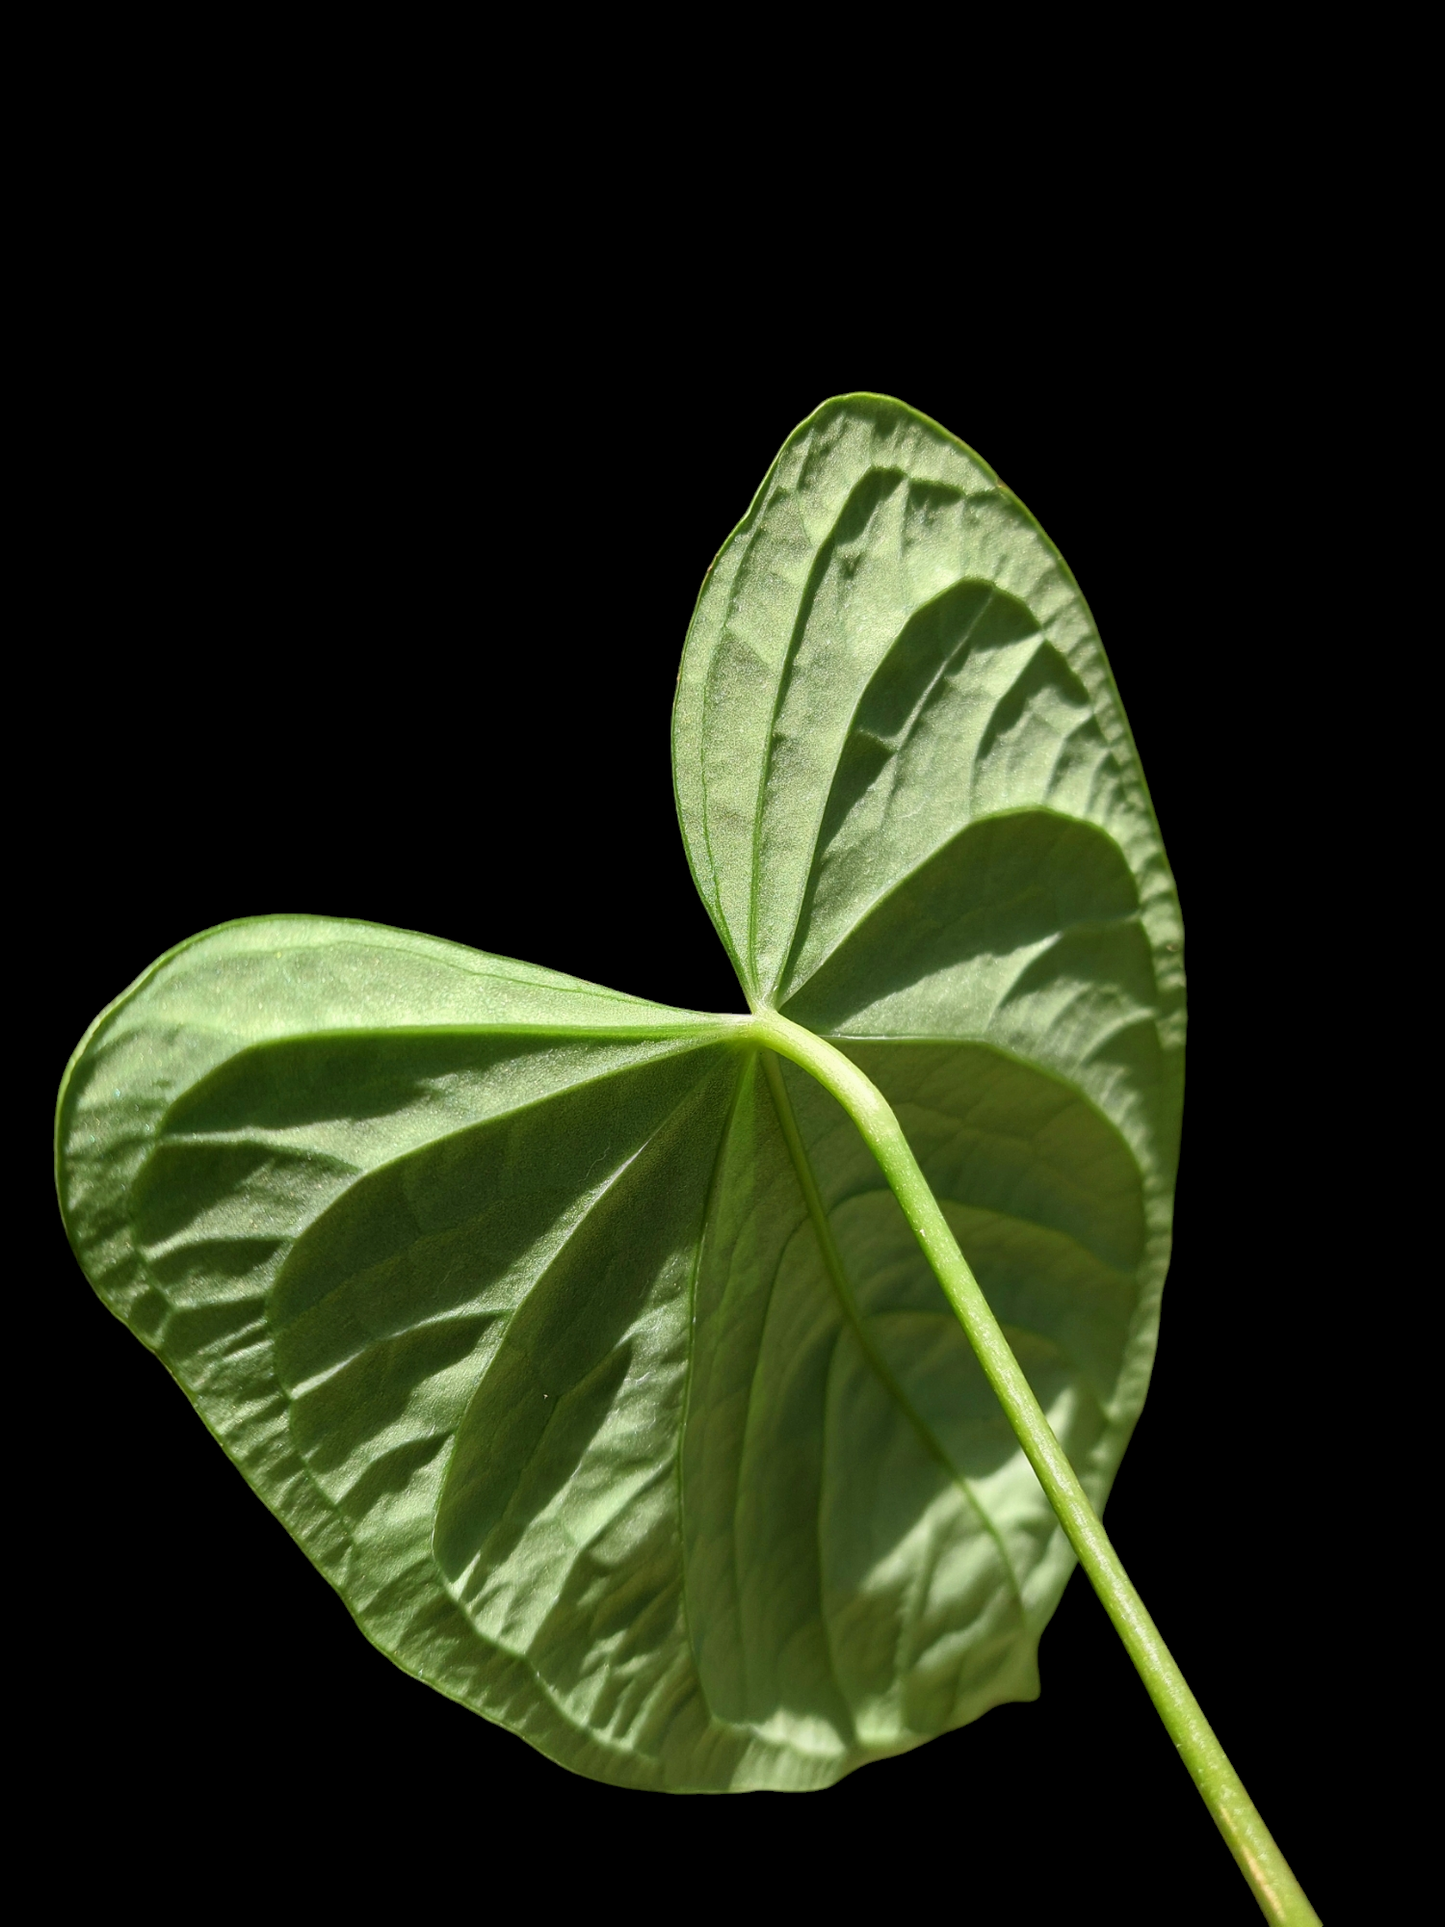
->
671, 392, 1185, 1759
58, 919, 752, 1786
61, 395, 1187, 1793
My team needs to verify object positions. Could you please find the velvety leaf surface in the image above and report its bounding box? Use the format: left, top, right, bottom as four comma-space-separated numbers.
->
60, 396, 1183, 1792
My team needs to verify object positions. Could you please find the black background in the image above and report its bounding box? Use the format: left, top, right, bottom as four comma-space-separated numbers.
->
35, 248, 1350, 1920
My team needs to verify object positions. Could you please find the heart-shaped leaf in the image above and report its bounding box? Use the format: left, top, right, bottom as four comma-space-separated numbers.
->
57, 395, 1183, 1790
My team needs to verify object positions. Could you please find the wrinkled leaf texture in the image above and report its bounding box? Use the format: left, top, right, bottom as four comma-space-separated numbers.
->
58, 396, 1183, 1790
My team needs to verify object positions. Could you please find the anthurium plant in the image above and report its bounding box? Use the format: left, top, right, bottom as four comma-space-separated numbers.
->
56, 395, 1316, 1923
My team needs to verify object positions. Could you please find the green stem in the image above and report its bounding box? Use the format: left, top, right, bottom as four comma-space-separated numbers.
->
749, 1010, 1318, 1927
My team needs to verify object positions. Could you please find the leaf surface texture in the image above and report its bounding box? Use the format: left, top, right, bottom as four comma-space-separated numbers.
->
59, 396, 1183, 1789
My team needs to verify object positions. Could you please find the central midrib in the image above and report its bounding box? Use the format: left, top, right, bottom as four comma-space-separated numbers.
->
756, 1048, 1027, 1618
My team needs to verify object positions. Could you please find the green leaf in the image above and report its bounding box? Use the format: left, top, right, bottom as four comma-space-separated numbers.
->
673, 391, 1185, 1699
58, 394, 1183, 1793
